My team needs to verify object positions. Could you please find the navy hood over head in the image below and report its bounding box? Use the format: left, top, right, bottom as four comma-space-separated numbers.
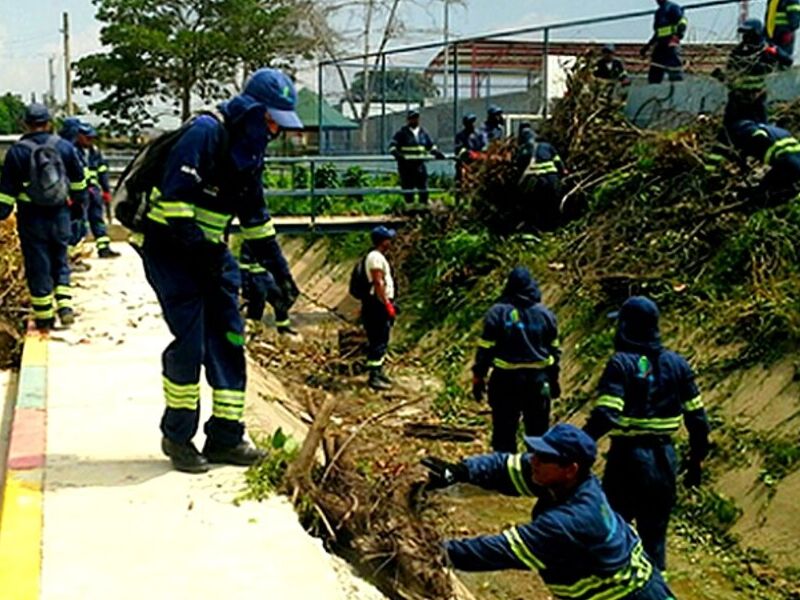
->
218, 93, 271, 172
613, 296, 662, 354
500, 267, 542, 307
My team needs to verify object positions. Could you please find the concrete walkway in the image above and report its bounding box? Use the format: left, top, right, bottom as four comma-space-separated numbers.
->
0, 245, 384, 600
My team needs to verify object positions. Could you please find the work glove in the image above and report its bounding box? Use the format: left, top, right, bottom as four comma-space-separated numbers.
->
683, 459, 702, 488
101, 191, 112, 205
385, 300, 397, 320
471, 375, 485, 402
639, 44, 650, 58
421, 456, 469, 490
432, 149, 446, 160
279, 276, 300, 308
765, 45, 778, 57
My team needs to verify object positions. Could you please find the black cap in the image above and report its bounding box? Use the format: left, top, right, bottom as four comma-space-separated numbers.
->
407, 108, 420, 118
24, 103, 51, 125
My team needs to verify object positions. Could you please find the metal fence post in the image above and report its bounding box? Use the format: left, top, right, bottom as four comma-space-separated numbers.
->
380, 54, 387, 155
317, 63, 325, 155
452, 42, 459, 152
542, 28, 550, 118
310, 158, 317, 228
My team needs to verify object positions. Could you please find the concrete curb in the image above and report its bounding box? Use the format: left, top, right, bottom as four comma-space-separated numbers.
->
0, 329, 48, 599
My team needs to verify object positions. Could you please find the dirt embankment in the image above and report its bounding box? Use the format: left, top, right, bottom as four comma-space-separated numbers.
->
248, 236, 796, 599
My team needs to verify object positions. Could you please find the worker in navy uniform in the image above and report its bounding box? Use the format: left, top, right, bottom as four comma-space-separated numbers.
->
729, 119, 800, 206
59, 117, 91, 272
423, 424, 676, 600
640, 0, 688, 84
481, 105, 506, 144
0, 104, 88, 330
454, 113, 486, 194
594, 43, 631, 85
140, 68, 302, 473
716, 19, 792, 131
388, 109, 445, 205
766, 0, 800, 61
472, 267, 560, 452
584, 296, 710, 573
75, 123, 119, 258
515, 123, 566, 231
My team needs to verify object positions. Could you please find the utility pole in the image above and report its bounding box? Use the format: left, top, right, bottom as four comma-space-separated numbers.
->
47, 56, 56, 107
62, 12, 73, 116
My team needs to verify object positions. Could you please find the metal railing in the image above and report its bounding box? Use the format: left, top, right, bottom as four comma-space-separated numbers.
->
317, 0, 743, 153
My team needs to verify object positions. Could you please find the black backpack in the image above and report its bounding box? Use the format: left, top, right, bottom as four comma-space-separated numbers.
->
348, 255, 370, 301
113, 111, 227, 232
19, 136, 69, 206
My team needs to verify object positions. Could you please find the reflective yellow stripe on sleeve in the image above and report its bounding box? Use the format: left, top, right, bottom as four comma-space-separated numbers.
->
477, 338, 496, 349
502, 527, 546, 571
506, 454, 535, 497
0, 192, 15, 206
683, 395, 704, 412
595, 395, 625, 411
241, 220, 277, 240
69, 178, 88, 191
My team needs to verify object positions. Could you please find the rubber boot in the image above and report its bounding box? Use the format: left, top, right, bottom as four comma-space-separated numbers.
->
161, 437, 210, 474
376, 366, 392, 385
368, 368, 392, 390
57, 307, 75, 328
98, 246, 121, 259
34, 318, 55, 332
202, 440, 267, 466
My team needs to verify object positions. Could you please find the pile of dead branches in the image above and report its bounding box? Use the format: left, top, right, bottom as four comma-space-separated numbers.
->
0, 217, 27, 367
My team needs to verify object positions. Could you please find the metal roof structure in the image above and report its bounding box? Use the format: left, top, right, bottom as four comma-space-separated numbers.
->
425, 39, 736, 76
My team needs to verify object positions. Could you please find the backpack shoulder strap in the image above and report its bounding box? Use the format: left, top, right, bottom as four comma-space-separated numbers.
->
17, 138, 40, 152
44, 135, 61, 150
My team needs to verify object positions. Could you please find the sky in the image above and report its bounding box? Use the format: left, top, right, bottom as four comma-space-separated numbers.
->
0, 0, 755, 107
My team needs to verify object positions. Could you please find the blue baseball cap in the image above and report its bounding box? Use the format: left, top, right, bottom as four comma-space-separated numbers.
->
488, 105, 503, 116
24, 103, 51, 125
524, 424, 597, 467
243, 68, 303, 130
78, 123, 97, 137
371, 225, 397, 243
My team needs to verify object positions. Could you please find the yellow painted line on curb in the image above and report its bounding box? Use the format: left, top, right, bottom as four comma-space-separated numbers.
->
0, 472, 42, 599
20, 333, 48, 368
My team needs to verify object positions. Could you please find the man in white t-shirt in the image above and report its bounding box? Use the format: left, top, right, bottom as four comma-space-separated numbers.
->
362, 225, 397, 390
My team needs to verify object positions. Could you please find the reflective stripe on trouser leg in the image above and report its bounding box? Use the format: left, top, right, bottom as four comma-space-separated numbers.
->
202, 251, 247, 447
140, 234, 205, 443
54, 285, 72, 310
95, 236, 110, 250
30, 294, 55, 320
212, 389, 245, 420
163, 376, 200, 410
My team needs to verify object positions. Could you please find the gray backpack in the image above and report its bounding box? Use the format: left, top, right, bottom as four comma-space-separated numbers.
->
19, 136, 69, 206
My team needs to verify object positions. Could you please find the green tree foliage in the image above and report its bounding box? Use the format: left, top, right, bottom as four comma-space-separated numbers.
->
0, 94, 26, 134
75, 0, 316, 133
349, 69, 439, 102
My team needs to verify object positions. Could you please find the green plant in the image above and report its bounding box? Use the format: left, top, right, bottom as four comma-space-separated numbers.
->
239, 428, 300, 502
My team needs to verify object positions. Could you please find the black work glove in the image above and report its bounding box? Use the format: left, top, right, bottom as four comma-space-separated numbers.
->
471, 375, 485, 402
432, 149, 446, 160
683, 460, 702, 488
279, 276, 300, 308
421, 457, 469, 490
639, 44, 650, 58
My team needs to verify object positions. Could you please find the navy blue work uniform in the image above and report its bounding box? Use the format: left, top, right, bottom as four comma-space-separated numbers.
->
516, 133, 565, 231
584, 297, 710, 572
388, 125, 441, 204
140, 97, 292, 450
648, 1, 688, 83
0, 132, 88, 327
731, 120, 800, 204
474, 268, 560, 452
767, 0, 800, 59
83, 144, 112, 252
595, 57, 629, 82
59, 118, 89, 251
445, 453, 674, 599
723, 30, 792, 129
238, 239, 290, 328
454, 122, 485, 193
